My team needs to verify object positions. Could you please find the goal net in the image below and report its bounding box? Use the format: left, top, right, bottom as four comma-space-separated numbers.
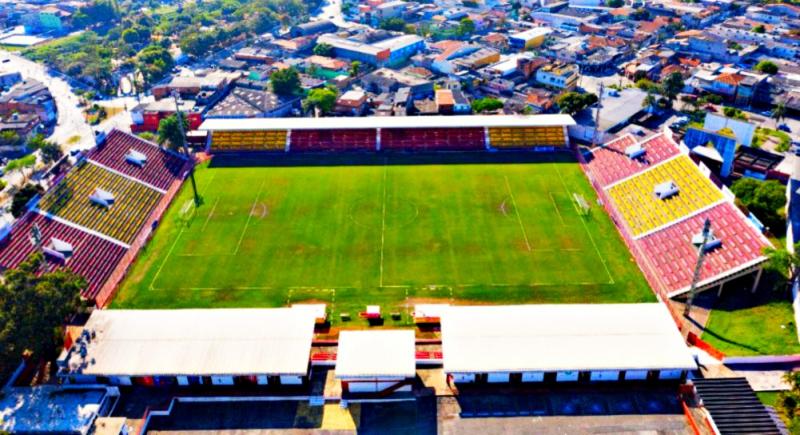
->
573, 193, 591, 217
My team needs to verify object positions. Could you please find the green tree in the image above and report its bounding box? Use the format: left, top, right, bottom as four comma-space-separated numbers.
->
772, 100, 786, 127
471, 97, 504, 113
763, 243, 800, 292
457, 18, 475, 36
0, 253, 87, 379
556, 92, 598, 115
270, 67, 301, 96
38, 142, 63, 164
303, 87, 338, 114
313, 43, 334, 57
723, 106, 746, 120
350, 60, 361, 77
606, 0, 624, 7
753, 24, 766, 33
157, 114, 189, 150
731, 178, 787, 235
777, 370, 800, 432
661, 72, 684, 109
379, 18, 406, 31
10, 184, 43, 218
0, 131, 22, 146
136, 44, 175, 84
121, 28, 140, 44
755, 60, 779, 75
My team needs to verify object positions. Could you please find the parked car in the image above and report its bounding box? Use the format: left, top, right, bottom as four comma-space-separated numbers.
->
779, 123, 792, 133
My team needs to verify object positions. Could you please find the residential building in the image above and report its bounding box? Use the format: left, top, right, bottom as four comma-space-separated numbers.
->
535, 62, 580, 91
335, 90, 368, 115
509, 27, 552, 50
204, 86, 300, 118
0, 79, 55, 124
362, 67, 434, 97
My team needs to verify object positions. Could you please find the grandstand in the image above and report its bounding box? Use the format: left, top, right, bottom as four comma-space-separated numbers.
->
580, 134, 680, 188
636, 202, 769, 297
0, 213, 128, 299
0, 129, 189, 303
88, 130, 188, 191
36, 161, 163, 245
200, 115, 575, 152
580, 131, 771, 300
606, 156, 724, 237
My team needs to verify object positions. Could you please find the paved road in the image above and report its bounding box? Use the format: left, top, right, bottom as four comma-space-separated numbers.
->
0, 49, 95, 152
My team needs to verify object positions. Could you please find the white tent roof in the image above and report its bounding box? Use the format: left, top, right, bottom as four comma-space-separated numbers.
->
65, 308, 317, 377
440, 304, 696, 374
200, 114, 575, 132
335, 330, 416, 379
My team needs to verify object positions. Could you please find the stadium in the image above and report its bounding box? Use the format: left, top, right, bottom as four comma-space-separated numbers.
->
0, 115, 771, 325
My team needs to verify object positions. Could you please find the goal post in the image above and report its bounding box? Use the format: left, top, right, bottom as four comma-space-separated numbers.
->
572, 193, 591, 217
177, 199, 196, 226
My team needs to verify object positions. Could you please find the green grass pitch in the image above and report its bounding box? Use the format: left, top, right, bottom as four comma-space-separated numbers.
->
114, 153, 654, 324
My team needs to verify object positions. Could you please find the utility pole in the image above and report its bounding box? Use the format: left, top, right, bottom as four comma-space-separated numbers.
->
172, 91, 201, 206
592, 83, 604, 148
684, 218, 712, 319
30, 223, 45, 271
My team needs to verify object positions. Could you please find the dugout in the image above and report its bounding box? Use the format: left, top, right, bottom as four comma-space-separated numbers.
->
440, 304, 696, 385
58, 307, 317, 388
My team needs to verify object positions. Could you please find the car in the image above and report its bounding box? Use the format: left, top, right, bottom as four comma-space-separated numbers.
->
0, 59, 8, 64
761, 110, 773, 117
779, 123, 792, 133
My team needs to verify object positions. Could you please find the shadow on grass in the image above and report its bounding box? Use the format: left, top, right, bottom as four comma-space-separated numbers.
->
208, 150, 578, 169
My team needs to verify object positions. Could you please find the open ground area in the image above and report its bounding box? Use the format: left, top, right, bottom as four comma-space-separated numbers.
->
703, 289, 800, 356
114, 153, 653, 323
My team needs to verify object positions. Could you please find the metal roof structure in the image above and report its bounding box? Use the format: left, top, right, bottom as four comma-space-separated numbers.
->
335, 330, 416, 379
440, 303, 696, 374
200, 114, 576, 132
63, 308, 317, 377
693, 378, 782, 435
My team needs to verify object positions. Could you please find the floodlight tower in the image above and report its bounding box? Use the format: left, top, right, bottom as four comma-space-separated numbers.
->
592, 83, 604, 149
172, 91, 201, 206
684, 218, 712, 318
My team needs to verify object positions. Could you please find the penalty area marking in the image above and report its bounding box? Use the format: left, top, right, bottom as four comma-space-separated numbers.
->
554, 165, 615, 285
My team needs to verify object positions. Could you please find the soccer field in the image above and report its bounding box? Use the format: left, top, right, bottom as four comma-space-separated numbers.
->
114, 153, 654, 322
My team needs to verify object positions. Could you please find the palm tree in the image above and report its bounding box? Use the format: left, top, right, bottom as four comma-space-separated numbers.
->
772, 100, 786, 128
642, 91, 657, 113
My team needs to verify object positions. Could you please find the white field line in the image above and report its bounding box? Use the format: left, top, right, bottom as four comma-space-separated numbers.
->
555, 165, 615, 285
233, 179, 267, 255
504, 175, 532, 251
379, 164, 388, 287
549, 191, 566, 225
201, 197, 220, 232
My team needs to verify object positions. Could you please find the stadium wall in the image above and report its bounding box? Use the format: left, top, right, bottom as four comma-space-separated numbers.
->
94, 160, 192, 307
206, 125, 572, 153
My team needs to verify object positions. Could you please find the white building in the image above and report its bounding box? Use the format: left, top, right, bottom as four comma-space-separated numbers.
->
441, 304, 696, 384
335, 330, 416, 394
59, 307, 318, 387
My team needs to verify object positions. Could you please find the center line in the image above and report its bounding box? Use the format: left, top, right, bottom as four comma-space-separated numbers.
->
504, 175, 531, 252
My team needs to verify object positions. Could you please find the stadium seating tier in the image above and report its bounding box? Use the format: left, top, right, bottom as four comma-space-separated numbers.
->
89, 130, 187, 191
583, 134, 681, 187
0, 213, 128, 300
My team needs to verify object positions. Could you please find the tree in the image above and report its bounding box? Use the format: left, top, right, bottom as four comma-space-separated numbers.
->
556, 92, 598, 115
10, 184, 43, 218
350, 60, 361, 77
303, 87, 338, 115
606, 0, 624, 7
642, 91, 658, 112
723, 106, 747, 120
661, 72, 684, 109
777, 369, 800, 432
753, 24, 766, 33
6, 154, 37, 184
764, 243, 800, 292
772, 100, 786, 127
121, 28, 140, 44
0, 253, 87, 379
471, 97, 504, 113
38, 142, 63, 164
755, 60, 779, 75
270, 67, 301, 96
0, 131, 22, 146
157, 114, 189, 150
136, 45, 175, 84
731, 177, 787, 235
379, 18, 406, 31
457, 18, 475, 37
313, 43, 334, 57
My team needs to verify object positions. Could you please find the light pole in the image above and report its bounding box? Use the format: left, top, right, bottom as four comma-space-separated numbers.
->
684, 218, 712, 319
172, 91, 201, 206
